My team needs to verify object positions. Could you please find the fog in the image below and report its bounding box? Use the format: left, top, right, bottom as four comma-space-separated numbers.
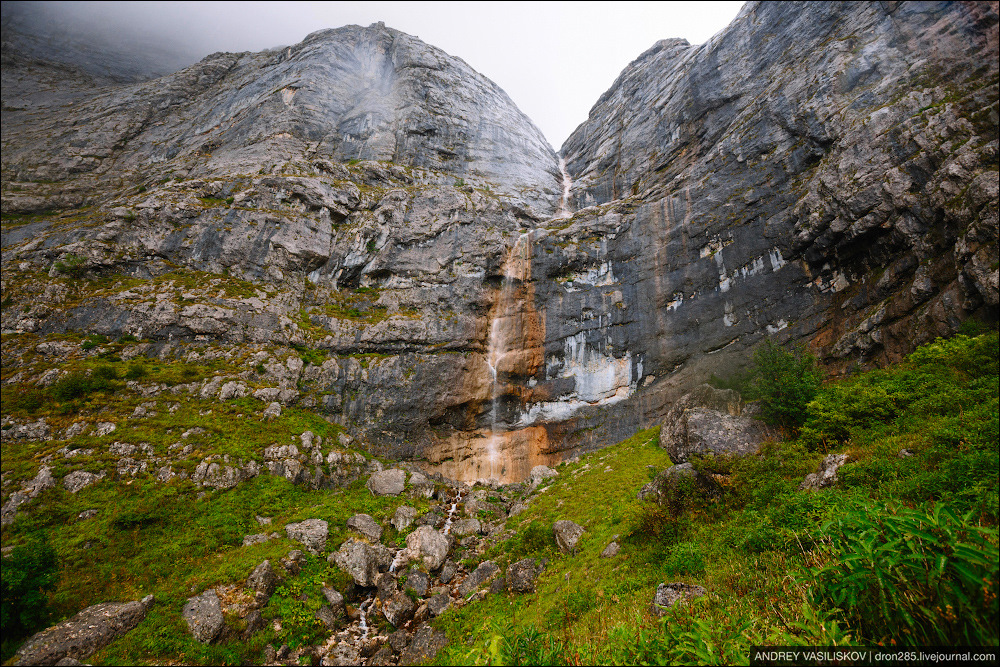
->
12, 1, 745, 149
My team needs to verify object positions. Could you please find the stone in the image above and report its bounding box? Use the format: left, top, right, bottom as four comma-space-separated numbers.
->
315, 605, 342, 630
218, 381, 248, 400
380, 589, 416, 627
529, 465, 557, 484
458, 560, 499, 596
438, 560, 458, 584
347, 513, 384, 542
242, 533, 274, 547
391, 505, 419, 531
246, 560, 278, 600
331, 539, 392, 587
182, 590, 225, 643
650, 582, 707, 616
12, 595, 153, 665
367, 469, 406, 496
94, 422, 116, 437
404, 567, 430, 597
408, 471, 435, 498
262, 402, 282, 420
404, 525, 450, 572
448, 517, 482, 537
600, 541, 621, 558
285, 518, 329, 554
281, 550, 308, 576
62, 470, 103, 493
507, 558, 542, 593
324, 642, 361, 666
321, 587, 347, 622
553, 520, 584, 554
659, 385, 776, 463
398, 625, 448, 665
800, 453, 850, 491
242, 610, 264, 639
427, 592, 451, 616
637, 463, 714, 505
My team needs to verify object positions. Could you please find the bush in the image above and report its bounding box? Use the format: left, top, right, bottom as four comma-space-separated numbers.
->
1, 534, 58, 661
804, 500, 999, 645
80, 334, 109, 351
746, 341, 822, 430
53, 253, 86, 278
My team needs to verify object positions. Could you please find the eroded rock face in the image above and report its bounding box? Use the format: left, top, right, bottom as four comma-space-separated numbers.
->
13, 595, 154, 665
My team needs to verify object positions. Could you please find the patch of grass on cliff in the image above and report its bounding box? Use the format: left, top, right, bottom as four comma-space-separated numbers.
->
432, 331, 1000, 664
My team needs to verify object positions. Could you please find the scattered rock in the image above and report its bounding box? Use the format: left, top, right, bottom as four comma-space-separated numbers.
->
12, 595, 154, 666
347, 513, 384, 542
243, 609, 264, 640
78, 509, 99, 520
391, 505, 419, 531
315, 605, 342, 630
262, 402, 282, 419
449, 517, 482, 537
408, 471, 435, 498
285, 518, 329, 554
600, 541, 621, 558
62, 470, 103, 494
404, 567, 430, 597
218, 381, 248, 400
800, 453, 850, 490
182, 589, 225, 643
438, 560, 458, 584
246, 560, 278, 601
553, 520, 584, 554
94, 422, 117, 437
650, 582, 707, 616
321, 587, 346, 623
380, 590, 416, 627
281, 550, 308, 576
331, 539, 391, 587
367, 468, 406, 496
398, 624, 448, 665
427, 593, 450, 616
458, 560, 499, 596
242, 533, 275, 547
507, 558, 542, 593
529, 465, 557, 484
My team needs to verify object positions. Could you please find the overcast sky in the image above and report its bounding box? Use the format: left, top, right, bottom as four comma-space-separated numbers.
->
37, 1, 746, 149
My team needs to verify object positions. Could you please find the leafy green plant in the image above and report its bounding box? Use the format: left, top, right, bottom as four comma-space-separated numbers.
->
746, 340, 823, 431
1, 534, 58, 662
81, 334, 109, 351
53, 253, 87, 278
804, 500, 999, 645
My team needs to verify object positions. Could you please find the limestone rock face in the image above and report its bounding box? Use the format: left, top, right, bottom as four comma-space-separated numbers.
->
13, 595, 154, 665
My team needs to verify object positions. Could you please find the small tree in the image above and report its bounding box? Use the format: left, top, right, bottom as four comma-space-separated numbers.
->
747, 340, 823, 430
1, 534, 58, 660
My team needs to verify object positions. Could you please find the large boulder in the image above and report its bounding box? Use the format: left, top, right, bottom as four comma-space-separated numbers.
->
391, 506, 419, 531
13, 595, 154, 665
246, 559, 278, 602
398, 625, 448, 665
659, 385, 776, 463
367, 469, 406, 496
650, 582, 707, 616
380, 589, 416, 627
553, 520, 584, 554
404, 526, 450, 572
182, 589, 225, 643
330, 539, 393, 587
285, 518, 329, 554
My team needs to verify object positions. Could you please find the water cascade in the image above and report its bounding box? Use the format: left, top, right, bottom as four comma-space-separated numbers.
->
442, 486, 467, 535
358, 597, 374, 640
556, 157, 574, 219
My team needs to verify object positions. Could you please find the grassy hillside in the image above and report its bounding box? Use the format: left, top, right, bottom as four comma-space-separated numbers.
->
1, 329, 997, 665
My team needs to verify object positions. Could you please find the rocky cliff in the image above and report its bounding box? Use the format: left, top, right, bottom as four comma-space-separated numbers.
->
2, 2, 998, 482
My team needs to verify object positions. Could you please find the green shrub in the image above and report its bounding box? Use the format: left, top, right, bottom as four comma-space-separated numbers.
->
664, 541, 706, 575
746, 340, 823, 431
124, 363, 148, 380
804, 500, 999, 645
80, 334, 109, 351
53, 253, 86, 278
1, 534, 58, 661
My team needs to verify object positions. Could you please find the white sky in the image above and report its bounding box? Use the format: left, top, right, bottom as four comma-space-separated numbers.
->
43, 1, 746, 149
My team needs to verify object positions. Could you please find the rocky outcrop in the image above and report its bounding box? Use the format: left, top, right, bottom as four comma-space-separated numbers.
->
800, 453, 850, 490
650, 582, 707, 616
12, 595, 154, 665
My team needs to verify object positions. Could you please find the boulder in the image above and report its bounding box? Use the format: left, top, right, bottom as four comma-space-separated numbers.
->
448, 517, 482, 537
405, 525, 450, 571
367, 469, 406, 496
322, 587, 347, 623
12, 595, 153, 665
391, 505, 419, 531
404, 567, 430, 597
246, 559, 278, 601
553, 520, 584, 554
507, 558, 542, 593
438, 560, 458, 584
284, 518, 329, 554
637, 463, 717, 506
408, 471, 435, 498
458, 560, 499, 596
262, 402, 282, 419
800, 453, 850, 491
380, 590, 416, 627
62, 470, 103, 493
600, 541, 621, 558
182, 589, 225, 643
427, 593, 451, 617
331, 539, 392, 587
315, 605, 343, 630
650, 582, 707, 616
659, 385, 776, 463
347, 513, 384, 542
398, 625, 448, 665
529, 465, 557, 484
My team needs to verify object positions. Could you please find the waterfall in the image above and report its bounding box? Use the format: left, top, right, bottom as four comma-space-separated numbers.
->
555, 156, 574, 219
442, 486, 466, 535
358, 596, 374, 640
